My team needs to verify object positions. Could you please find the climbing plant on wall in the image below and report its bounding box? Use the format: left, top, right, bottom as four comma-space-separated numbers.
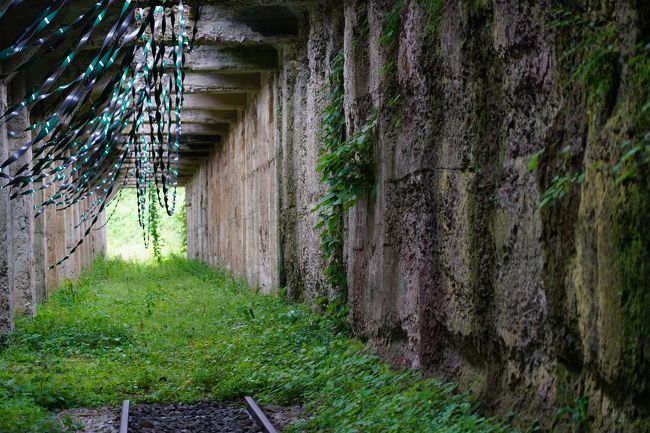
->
314, 51, 377, 300
148, 187, 163, 261
0, 0, 202, 265
314, 0, 413, 301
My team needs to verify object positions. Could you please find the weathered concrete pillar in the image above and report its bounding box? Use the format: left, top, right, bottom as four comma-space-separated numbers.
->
8, 76, 36, 316
95, 209, 106, 258
0, 71, 15, 332
186, 180, 193, 259
86, 201, 92, 267
79, 201, 87, 269
33, 186, 48, 303
197, 170, 204, 261
54, 204, 67, 283
45, 187, 60, 291
75, 203, 82, 273
64, 204, 75, 280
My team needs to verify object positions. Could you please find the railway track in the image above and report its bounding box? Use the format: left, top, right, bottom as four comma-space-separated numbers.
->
119, 397, 280, 433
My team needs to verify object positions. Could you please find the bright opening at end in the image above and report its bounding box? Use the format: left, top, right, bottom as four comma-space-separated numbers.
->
106, 188, 187, 261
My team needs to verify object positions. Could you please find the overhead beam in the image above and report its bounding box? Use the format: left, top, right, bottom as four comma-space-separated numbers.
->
183, 94, 247, 110
123, 123, 229, 136
88, 73, 259, 97
123, 152, 210, 160
184, 46, 278, 72
181, 109, 237, 125
165, 4, 303, 47
184, 73, 260, 94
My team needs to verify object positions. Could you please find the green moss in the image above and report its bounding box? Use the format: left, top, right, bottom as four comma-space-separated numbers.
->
609, 44, 650, 390
615, 183, 650, 394
417, 0, 443, 36
553, 364, 581, 408
569, 21, 619, 115
467, 0, 491, 13
556, 17, 618, 104
613, 49, 650, 183
380, 0, 404, 47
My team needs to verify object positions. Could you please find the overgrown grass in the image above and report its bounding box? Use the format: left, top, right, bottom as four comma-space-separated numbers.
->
0, 258, 514, 432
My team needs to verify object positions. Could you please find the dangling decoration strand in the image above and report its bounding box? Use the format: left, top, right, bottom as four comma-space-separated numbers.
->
0, 0, 201, 266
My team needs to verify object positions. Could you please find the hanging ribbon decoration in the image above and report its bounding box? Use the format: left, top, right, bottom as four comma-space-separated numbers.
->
0, 0, 202, 266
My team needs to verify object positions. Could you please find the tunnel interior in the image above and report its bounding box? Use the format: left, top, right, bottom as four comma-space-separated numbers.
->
0, 1, 649, 431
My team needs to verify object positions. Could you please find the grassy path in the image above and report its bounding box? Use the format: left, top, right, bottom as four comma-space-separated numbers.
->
0, 258, 512, 432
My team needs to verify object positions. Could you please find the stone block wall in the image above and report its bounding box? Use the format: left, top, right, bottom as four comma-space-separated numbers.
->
184, 0, 649, 430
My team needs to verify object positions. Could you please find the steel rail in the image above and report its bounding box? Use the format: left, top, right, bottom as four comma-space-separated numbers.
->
119, 400, 130, 433
245, 396, 279, 433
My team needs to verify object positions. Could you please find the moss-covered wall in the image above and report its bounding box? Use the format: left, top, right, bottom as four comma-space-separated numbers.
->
336, 0, 650, 430
185, 0, 650, 430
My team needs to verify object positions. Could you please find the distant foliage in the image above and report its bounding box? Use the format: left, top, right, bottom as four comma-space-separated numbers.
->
106, 188, 186, 260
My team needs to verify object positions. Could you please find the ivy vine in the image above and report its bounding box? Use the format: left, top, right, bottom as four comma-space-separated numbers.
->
314, 51, 377, 298
148, 188, 163, 261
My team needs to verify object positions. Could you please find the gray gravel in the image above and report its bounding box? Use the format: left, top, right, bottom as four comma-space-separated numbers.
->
127, 401, 263, 433
58, 407, 120, 433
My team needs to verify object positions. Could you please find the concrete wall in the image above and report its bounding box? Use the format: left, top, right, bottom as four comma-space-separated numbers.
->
187, 72, 279, 291
185, 0, 649, 430
0, 63, 14, 333
0, 76, 107, 332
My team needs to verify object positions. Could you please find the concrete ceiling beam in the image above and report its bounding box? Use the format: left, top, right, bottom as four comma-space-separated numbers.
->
123, 122, 229, 136
161, 4, 303, 47
182, 93, 247, 110
184, 73, 260, 94
183, 46, 277, 72
180, 109, 237, 125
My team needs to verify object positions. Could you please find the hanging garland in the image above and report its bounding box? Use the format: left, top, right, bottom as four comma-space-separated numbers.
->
0, 0, 203, 266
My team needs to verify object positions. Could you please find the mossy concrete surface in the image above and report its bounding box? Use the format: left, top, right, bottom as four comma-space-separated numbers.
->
180, 0, 650, 430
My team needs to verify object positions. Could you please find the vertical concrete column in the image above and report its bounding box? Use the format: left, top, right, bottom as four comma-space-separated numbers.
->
95, 209, 106, 258
73, 203, 81, 277
45, 186, 60, 291
33, 186, 48, 303
93, 211, 105, 259
0, 71, 15, 332
85, 201, 92, 266
208, 161, 215, 266
199, 169, 206, 262
54, 204, 67, 283
79, 201, 87, 269
7, 76, 36, 316
87, 202, 93, 265
64, 204, 75, 280
86, 202, 93, 265
186, 181, 192, 258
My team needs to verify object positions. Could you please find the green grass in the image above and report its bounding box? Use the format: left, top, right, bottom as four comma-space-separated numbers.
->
106, 188, 185, 260
0, 258, 513, 433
